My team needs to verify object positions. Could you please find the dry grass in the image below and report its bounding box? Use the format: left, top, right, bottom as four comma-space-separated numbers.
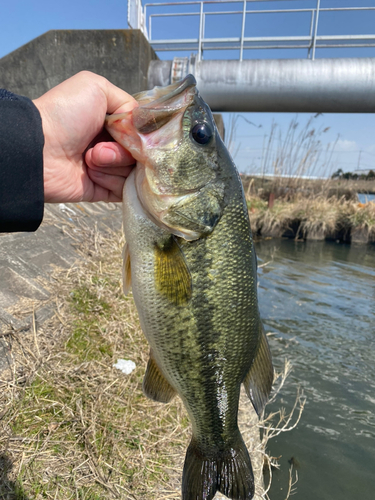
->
236, 116, 375, 242
259, 117, 337, 186
0, 227, 187, 499
296, 195, 345, 238
246, 188, 375, 242
0, 223, 303, 500
348, 201, 375, 234
260, 361, 305, 500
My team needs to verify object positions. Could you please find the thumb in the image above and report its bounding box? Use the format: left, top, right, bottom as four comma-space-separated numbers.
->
104, 80, 138, 115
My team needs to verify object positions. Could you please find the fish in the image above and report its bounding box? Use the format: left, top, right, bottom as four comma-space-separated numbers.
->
105, 75, 273, 500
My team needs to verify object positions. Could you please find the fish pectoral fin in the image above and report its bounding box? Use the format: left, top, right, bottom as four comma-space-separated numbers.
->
243, 325, 274, 416
154, 236, 192, 306
142, 352, 176, 403
122, 242, 132, 296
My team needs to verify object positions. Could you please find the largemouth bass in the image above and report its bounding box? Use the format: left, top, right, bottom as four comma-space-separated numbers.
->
105, 75, 273, 500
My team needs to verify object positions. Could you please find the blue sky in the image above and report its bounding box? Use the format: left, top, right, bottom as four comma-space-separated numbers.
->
1, 0, 375, 176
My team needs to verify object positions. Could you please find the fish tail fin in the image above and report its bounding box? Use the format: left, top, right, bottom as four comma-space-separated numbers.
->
182, 432, 255, 500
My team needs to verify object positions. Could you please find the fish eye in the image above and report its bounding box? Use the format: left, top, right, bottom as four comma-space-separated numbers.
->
191, 123, 213, 145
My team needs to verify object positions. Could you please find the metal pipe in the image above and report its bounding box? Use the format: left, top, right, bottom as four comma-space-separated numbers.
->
146, 7, 375, 16
198, 2, 204, 61
312, 0, 321, 61
240, 0, 247, 61
307, 8, 314, 59
148, 58, 375, 113
153, 43, 375, 51
151, 34, 375, 45
203, 12, 206, 50
144, 0, 375, 9
144, 0, 305, 7
143, 0, 350, 7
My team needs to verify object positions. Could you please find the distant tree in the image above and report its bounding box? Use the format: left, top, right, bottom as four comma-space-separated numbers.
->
331, 168, 344, 179
331, 168, 375, 180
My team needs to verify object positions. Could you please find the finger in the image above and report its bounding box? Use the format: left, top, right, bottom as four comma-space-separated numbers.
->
89, 186, 122, 203
87, 169, 127, 201
104, 79, 138, 114
88, 163, 134, 177
87, 128, 114, 147
86, 142, 135, 168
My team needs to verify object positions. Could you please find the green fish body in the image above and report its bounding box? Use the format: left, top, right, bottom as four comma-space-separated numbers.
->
105, 76, 273, 500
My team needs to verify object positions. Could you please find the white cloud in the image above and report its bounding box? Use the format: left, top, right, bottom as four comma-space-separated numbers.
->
335, 139, 358, 152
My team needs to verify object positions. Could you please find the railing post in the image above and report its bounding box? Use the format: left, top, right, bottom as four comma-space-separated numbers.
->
307, 8, 314, 59
312, 0, 321, 61
240, 0, 247, 61
198, 2, 204, 61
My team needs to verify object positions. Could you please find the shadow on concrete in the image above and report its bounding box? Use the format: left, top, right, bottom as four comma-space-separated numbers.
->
0, 454, 30, 499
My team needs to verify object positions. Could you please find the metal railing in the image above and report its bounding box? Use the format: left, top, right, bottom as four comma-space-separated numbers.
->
128, 0, 375, 61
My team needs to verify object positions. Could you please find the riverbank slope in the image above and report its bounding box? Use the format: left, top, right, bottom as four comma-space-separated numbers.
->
242, 175, 375, 244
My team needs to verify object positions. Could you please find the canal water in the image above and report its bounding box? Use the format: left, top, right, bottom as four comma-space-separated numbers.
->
255, 239, 375, 500
358, 193, 375, 204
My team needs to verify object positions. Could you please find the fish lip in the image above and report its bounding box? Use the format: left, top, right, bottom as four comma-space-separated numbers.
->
133, 74, 197, 106
104, 75, 196, 127
146, 74, 196, 106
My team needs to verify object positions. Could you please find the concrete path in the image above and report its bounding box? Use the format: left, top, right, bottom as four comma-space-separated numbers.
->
0, 201, 122, 371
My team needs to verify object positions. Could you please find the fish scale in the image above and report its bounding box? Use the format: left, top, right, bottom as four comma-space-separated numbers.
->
106, 75, 273, 500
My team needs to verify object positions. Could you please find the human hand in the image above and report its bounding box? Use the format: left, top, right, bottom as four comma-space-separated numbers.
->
33, 71, 138, 203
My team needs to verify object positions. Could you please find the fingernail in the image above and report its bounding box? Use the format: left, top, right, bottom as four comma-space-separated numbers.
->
100, 148, 116, 165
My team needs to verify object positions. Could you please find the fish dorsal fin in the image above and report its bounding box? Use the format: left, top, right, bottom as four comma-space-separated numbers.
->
154, 236, 192, 306
143, 351, 176, 403
243, 325, 274, 416
122, 242, 132, 296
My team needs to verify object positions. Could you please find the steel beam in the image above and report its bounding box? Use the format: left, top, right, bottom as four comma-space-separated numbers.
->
148, 58, 375, 113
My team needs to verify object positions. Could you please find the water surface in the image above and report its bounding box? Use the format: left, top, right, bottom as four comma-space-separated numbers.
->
358, 193, 375, 204
255, 239, 375, 500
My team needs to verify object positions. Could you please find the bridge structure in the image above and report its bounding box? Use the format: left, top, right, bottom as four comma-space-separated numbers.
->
128, 0, 375, 113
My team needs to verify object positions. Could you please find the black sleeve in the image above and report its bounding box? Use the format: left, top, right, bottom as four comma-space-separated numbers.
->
0, 90, 44, 232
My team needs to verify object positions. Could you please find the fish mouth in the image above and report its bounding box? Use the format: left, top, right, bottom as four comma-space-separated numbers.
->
133, 74, 197, 105
105, 75, 197, 152
131, 75, 197, 135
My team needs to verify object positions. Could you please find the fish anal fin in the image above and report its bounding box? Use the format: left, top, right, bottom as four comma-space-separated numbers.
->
243, 326, 274, 416
182, 431, 254, 500
142, 352, 176, 403
154, 236, 192, 306
122, 242, 132, 296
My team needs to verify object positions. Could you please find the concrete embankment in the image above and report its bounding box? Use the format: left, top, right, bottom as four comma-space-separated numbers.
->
0, 201, 122, 370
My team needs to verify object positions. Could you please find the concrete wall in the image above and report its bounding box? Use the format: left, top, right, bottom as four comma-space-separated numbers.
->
0, 29, 158, 99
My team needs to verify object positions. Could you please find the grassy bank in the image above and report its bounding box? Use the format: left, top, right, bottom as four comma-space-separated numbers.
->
243, 176, 375, 244
0, 223, 303, 500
